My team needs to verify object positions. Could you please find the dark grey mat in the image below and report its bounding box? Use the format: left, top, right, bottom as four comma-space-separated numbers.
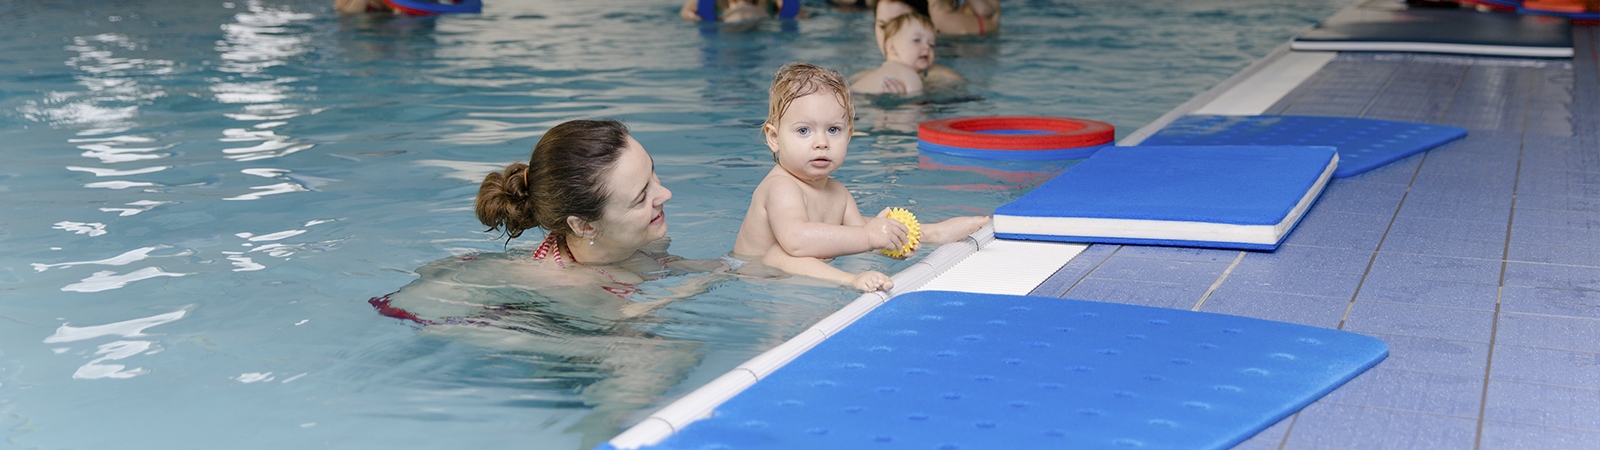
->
1292, 0, 1573, 58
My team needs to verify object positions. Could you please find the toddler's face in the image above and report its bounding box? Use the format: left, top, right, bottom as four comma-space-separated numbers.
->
886, 22, 935, 71
767, 91, 852, 182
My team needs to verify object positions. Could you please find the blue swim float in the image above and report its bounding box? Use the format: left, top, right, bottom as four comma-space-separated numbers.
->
917, 116, 1115, 161
698, 0, 800, 21
384, 0, 482, 15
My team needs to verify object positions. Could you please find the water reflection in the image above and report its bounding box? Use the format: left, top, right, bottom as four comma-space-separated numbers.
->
43, 310, 186, 379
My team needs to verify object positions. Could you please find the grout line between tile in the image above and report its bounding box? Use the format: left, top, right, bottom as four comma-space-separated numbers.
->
1191, 251, 1244, 312
1475, 75, 1534, 449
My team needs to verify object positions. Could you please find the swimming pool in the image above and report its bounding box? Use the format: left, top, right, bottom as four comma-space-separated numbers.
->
0, 0, 1352, 448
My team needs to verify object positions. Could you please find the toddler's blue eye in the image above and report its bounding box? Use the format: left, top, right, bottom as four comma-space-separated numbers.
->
796, 127, 810, 135
828, 126, 842, 134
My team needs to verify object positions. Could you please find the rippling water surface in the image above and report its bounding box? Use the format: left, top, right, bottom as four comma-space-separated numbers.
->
0, 0, 1350, 448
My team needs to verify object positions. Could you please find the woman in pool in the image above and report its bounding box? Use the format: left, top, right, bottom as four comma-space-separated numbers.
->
369, 119, 722, 447
875, 0, 1000, 38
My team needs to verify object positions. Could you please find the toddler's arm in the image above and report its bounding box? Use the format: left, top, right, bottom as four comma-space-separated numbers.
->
764, 181, 909, 258
761, 245, 893, 291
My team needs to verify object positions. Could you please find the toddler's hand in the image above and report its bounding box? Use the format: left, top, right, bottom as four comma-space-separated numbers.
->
851, 270, 893, 291
865, 213, 909, 252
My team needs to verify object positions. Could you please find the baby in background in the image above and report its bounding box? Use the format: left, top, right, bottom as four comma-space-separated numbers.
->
850, 13, 963, 96
733, 62, 988, 291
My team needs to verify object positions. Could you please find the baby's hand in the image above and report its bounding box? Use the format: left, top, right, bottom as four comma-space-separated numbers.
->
851, 270, 893, 291
865, 211, 910, 252
882, 77, 908, 95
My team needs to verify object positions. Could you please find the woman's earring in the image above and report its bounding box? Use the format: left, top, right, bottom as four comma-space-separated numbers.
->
771, 151, 779, 163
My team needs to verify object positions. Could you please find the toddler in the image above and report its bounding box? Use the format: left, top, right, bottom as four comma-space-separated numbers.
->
850, 13, 963, 95
733, 62, 988, 290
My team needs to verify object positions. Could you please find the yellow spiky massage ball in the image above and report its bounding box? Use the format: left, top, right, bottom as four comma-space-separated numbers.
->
880, 207, 921, 259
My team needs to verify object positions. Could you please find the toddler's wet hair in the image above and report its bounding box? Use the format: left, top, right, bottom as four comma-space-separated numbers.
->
764, 62, 854, 134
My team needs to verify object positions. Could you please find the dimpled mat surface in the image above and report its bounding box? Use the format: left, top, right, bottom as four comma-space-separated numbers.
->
625, 290, 1388, 450
1139, 115, 1467, 177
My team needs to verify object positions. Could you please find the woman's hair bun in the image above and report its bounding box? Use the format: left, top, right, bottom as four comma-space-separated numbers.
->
476, 162, 538, 238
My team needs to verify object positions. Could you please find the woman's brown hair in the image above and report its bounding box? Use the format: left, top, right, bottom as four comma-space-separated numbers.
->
475, 119, 631, 240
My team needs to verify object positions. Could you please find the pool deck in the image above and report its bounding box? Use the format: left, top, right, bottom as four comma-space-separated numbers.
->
612, 23, 1600, 450
1020, 26, 1600, 449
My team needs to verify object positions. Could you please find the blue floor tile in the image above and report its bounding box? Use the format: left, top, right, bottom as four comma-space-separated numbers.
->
1396, 199, 1512, 224
1491, 344, 1600, 391
1403, 186, 1515, 209
1512, 194, 1600, 214
1493, 313, 1600, 354
1365, 333, 1489, 376
1236, 244, 1374, 275
1343, 302, 1495, 343
1512, 207, 1600, 230
1085, 255, 1230, 286
1283, 210, 1391, 250
1478, 421, 1600, 450
1387, 216, 1509, 243
1110, 245, 1239, 264
1509, 222, 1600, 248
1220, 265, 1364, 299
1320, 368, 1484, 418
1355, 278, 1499, 311
1483, 380, 1600, 432
1062, 278, 1207, 310
1367, 252, 1503, 285
1500, 285, 1600, 320
1284, 402, 1477, 450
1506, 240, 1600, 268
1503, 262, 1600, 291
1379, 233, 1506, 260
1032, 244, 1117, 298
1198, 288, 1347, 328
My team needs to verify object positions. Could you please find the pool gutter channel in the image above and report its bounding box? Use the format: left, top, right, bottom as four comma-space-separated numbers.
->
609, 40, 1337, 450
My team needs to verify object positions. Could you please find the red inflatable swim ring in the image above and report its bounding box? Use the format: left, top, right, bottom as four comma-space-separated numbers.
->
918, 116, 1114, 151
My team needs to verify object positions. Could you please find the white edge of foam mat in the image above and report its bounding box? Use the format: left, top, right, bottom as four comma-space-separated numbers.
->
1290, 40, 1574, 58
604, 226, 993, 449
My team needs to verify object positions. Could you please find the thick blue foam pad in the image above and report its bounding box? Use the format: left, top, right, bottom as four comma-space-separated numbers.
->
1291, 0, 1573, 58
992, 145, 1337, 250
1140, 115, 1467, 178
627, 291, 1388, 450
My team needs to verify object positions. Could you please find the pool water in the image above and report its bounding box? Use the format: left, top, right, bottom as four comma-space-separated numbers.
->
0, 0, 1351, 448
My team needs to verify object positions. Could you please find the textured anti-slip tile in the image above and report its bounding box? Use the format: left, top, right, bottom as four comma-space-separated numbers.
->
1513, 193, 1600, 214
1354, 278, 1499, 311
1364, 333, 1489, 376
1379, 233, 1506, 260
1198, 288, 1348, 329
1478, 421, 1600, 450
1284, 402, 1477, 450
1221, 266, 1364, 299
1386, 216, 1509, 243
1490, 344, 1600, 390
1032, 244, 1117, 298
1280, 210, 1392, 250
1112, 245, 1240, 264
1087, 256, 1232, 286
1235, 244, 1374, 275
1318, 368, 1484, 418
1342, 302, 1495, 343
1493, 313, 1600, 354
1508, 223, 1600, 247
1065, 278, 1209, 310
1316, 180, 1409, 213
1395, 199, 1512, 224
1483, 380, 1600, 431
1512, 206, 1600, 229
1500, 285, 1600, 319
1367, 252, 1503, 285
1503, 262, 1600, 291
1506, 240, 1600, 267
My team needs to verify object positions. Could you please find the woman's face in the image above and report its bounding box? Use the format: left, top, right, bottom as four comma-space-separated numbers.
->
591, 137, 672, 253
874, 1, 915, 54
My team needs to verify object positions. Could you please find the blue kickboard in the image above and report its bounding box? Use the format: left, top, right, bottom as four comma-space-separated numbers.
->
992, 145, 1337, 250
628, 291, 1388, 450
1140, 115, 1467, 178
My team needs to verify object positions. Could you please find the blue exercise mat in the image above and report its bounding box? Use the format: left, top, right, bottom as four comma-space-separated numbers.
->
1139, 115, 1467, 178
619, 290, 1388, 450
992, 145, 1337, 250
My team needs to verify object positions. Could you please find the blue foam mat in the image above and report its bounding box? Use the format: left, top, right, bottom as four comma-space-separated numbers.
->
992, 145, 1337, 250
1140, 116, 1467, 178
624, 291, 1388, 450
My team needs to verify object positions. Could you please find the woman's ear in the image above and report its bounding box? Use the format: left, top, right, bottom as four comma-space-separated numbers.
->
566, 215, 595, 240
